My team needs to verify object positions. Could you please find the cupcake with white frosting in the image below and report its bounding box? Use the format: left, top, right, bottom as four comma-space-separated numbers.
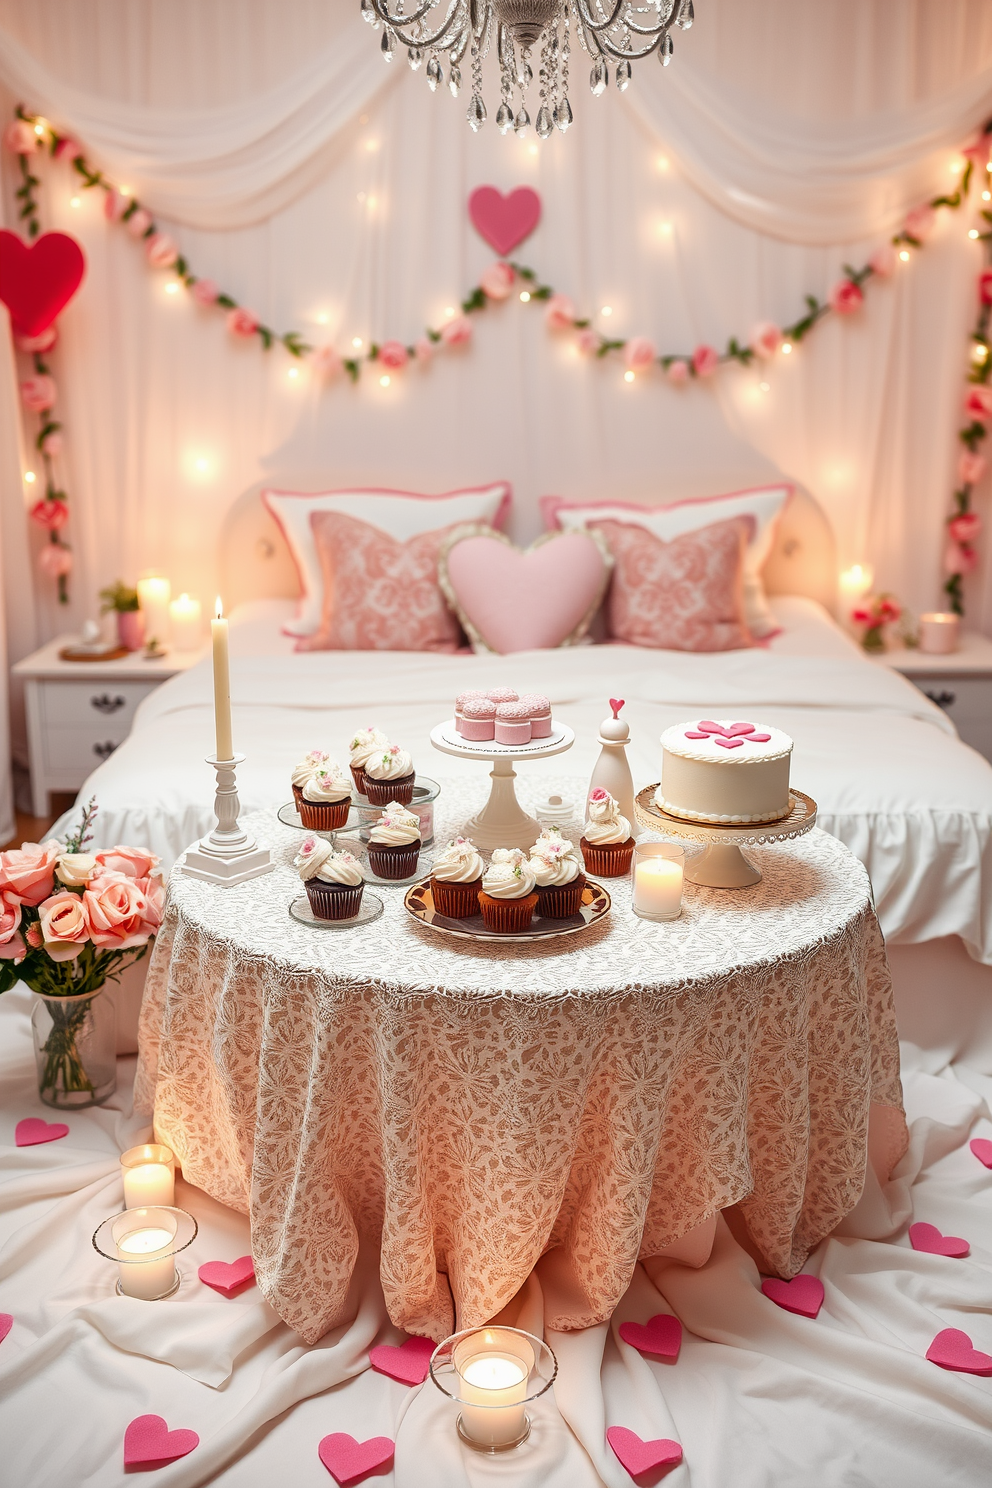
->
529, 828, 586, 918
295, 835, 366, 919
367, 801, 422, 879
580, 788, 634, 877
299, 762, 352, 831
363, 744, 416, 806
291, 749, 330, 810
430, 836, 484, 918
478, 848, 538, 933
348, 726, 390, 796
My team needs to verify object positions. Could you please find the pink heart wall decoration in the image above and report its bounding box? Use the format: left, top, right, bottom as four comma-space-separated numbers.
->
123, 1414, 199, 1467
0, 230, 85, 337
440, 528, 611, 654
607, 1427, 683, 1476
926, 1328, 992, 1375
318, 1433, 395, 1485
198, 1255, 256, 1295
970, 1137, 992, 1168
368, 1334, 434, 1385
760, 1274, 824, 1318
0, 1314, 12, 1345
468, 186, 541, 256
618, 1313, 683, 1363
909, 1222, 970, 1258
15, 1117, 68, 1147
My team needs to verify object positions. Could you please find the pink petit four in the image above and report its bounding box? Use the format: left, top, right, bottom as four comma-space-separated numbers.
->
494, 700, 532, 745
459, 698, 497, 740
455, 690, 489, 719
518, 693, 552, 739
486, 687, 519, 705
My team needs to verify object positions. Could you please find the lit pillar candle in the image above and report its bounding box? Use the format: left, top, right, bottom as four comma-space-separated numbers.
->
212, 597, 233, 761
453, 1331, 533, 1447
169, 593, 202, 651
839, 563, 874, 604
112, 1210, 178, 1300
632, 843, 684, 921
137, 576, 171, 647
121, 1144, 175, 1209
918, 611, 959, 654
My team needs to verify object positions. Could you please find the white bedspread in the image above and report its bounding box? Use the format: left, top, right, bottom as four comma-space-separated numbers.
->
60, 598, 992, 963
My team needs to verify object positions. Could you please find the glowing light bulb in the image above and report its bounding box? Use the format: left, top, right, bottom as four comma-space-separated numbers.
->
165, 282, 179, 294
444, 307, 455, 318
899, 249, 910, 261
24, 471, 36, 483
529, 145, 538, 156
781, 341, 793, 354
969, 228, 980, 239
69, 196, 80, 208
971, 343, 989, 365
315, 312, 329, 325
986, 162, 991, 172
601, 305, 612, 317
658, 221, 672, 236
984, 191, 991, 202
352, 337, 363, 349
194, 457, 209, 474
287, 366, 299, 379
950, 158, 965, 174
519, 291, 531, 302
623, 370, 635, 383
656, 156, 670, 172
380, 374, 390, 387
120, 185, 132, 195
33, 123, 45, 136
367, 195, 377, 209
366, 139, 379, 152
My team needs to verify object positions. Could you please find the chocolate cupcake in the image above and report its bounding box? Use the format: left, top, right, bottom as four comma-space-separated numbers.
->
298, 763, 352, 831
363, 745, 416, 807
430, 836, 484, 918
367, 801, 422, 880
580, 789, 635, 877
294, 837, 366, 920
529, 828, 586, 917
478, 850, 539, 932
348, 726, 389, 797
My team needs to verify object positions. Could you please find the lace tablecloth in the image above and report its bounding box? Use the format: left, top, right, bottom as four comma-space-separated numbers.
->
135, 777, 906, 1345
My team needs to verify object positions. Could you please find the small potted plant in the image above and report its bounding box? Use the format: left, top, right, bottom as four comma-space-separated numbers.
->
851, 592, 901, 653
99, 580, 144, 651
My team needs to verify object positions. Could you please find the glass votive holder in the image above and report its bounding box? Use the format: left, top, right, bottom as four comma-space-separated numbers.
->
120, 1143, 176, 1209
429, 1325, 557, 1452
92, 1205, 197, 1300
918, 611, 960, 655
631, 840, 685, 922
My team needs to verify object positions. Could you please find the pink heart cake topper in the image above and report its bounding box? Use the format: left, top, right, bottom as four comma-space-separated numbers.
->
760, 1274, 824, 1319
687, 722, 771, 746
607, 1427, 683, 1476
368, 1334, 434, 1385
0, 230, 85, 337
469, 186, 541, 257
970, 1137, 992, 1168
15, 1117, 69, 1147
198, 1255, 256, 1295
618, 1312, 682, 1363
610, 698, 625, 719
123, 1414, 199, 1468
909, 1222, 970, 1258
926, 1328, 992, 1375
318, 1433, 395, 1485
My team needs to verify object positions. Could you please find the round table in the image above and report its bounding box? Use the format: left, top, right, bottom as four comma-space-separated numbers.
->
136, 777, 906, 1346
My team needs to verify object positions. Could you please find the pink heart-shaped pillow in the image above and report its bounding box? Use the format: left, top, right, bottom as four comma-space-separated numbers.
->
318, 1433, 395, 1485
607, 1427, 683, 1475
439, 526, 611, 654
198, 1255, 256, 1295
618, 1313, 682, 1362
468, 186, 541, 257
123, 1414, 199, 1467
0, 230, 86, 337
760, 1274, 824, 1318
368, 1335, 434, 1385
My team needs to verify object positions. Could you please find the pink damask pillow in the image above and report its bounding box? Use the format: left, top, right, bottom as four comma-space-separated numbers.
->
594, 516, 755, 651
296, 511, 463, 652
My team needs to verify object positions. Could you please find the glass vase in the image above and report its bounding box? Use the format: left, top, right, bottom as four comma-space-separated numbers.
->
31, 987, 116, 1109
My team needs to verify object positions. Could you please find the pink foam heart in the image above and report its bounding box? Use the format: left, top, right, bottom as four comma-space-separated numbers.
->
618, 1313, 683, 1362
198, 1255, 256, 1295
0, 1314, 12, 1345
697, 720, 730, 736
441, 529, 609, 654
750, 733, 772, 742
15, 1117, 69, 1147
726, 722, 756, 736
909, 1222, 970, 1258
684, 731, 709, 740
368, 1334, 434, 1385
607, 1427, 683, 1476
123, 1414, 199, 1468
760, 1274, 824, 1318
970, 1137, 992, 1168
0, 230, 86, 336
318, 1433, 395, 1485
468, 185, 541, 257
714, 737, 744, 749
926, 1328, 992, 1375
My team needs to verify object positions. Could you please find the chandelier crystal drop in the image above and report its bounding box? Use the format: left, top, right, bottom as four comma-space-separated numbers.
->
363, 0, 694, 134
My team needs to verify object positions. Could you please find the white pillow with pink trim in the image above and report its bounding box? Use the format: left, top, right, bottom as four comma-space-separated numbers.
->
263, 483, 512, 636
541, 484, 791, 639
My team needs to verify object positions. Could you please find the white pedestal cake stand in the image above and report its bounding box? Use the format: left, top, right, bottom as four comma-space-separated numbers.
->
634, 785, 818, 889
430, 720, 575, 851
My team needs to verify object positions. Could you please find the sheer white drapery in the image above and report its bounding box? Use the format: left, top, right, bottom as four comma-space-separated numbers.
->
1, 0, 991, 656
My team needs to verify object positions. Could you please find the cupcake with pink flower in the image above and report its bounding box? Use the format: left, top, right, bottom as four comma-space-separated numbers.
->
291, 749, 330, 810
299, 762, 352, 831
367, 801, 422, 879
580, 789, 634, 877
363, 744, 416, 806
529, 828, 586, 917
295, 836, 365, 919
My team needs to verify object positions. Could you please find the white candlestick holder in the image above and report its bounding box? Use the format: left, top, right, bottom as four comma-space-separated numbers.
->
181, 754, 274, 886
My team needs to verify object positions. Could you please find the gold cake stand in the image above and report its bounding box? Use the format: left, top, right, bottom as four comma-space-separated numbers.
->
634, 786, 818, 889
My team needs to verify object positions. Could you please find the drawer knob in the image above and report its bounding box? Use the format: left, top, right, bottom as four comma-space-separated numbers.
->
90, 693, 126, 715
93, 740, 118, 761
925, 688, 956, 710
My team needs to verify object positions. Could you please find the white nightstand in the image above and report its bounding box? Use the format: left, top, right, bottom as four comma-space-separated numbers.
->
872, 631, 992, 762
12, 636, 205, 816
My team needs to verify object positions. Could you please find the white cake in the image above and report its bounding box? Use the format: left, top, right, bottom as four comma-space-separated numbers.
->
656, 719, 793, 825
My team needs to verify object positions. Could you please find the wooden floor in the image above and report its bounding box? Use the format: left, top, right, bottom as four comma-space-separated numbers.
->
2, 794, 77, 852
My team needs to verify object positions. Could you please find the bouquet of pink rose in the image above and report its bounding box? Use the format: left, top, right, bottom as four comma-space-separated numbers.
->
851, 592, 901, 653
0, 799, 164, 1102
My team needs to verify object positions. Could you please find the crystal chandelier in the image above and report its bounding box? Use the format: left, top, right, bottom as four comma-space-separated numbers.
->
361, 0, 694, 136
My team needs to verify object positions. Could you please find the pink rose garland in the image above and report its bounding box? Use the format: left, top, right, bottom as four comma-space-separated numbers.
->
829, 279, 864, 315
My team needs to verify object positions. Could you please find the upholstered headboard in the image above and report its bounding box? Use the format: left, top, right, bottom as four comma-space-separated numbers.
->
219, 480, 838, 616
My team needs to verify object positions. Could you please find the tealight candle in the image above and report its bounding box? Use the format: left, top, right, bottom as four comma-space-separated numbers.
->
632, 842, 684, 921
918, 611, 959, 655
452, 1328, 534, 1447
112, 1209, 179, 1299
121, 1144, 175, 1209
169, 593, 202, 651
137, 576, 172, 648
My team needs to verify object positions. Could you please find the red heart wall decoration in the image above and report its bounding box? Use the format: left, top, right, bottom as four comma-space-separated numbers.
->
0, 230, 86, 337
469, 186, 541, 257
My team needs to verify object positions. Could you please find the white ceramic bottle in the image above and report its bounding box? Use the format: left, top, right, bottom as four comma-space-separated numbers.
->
587, 700, 636, 828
